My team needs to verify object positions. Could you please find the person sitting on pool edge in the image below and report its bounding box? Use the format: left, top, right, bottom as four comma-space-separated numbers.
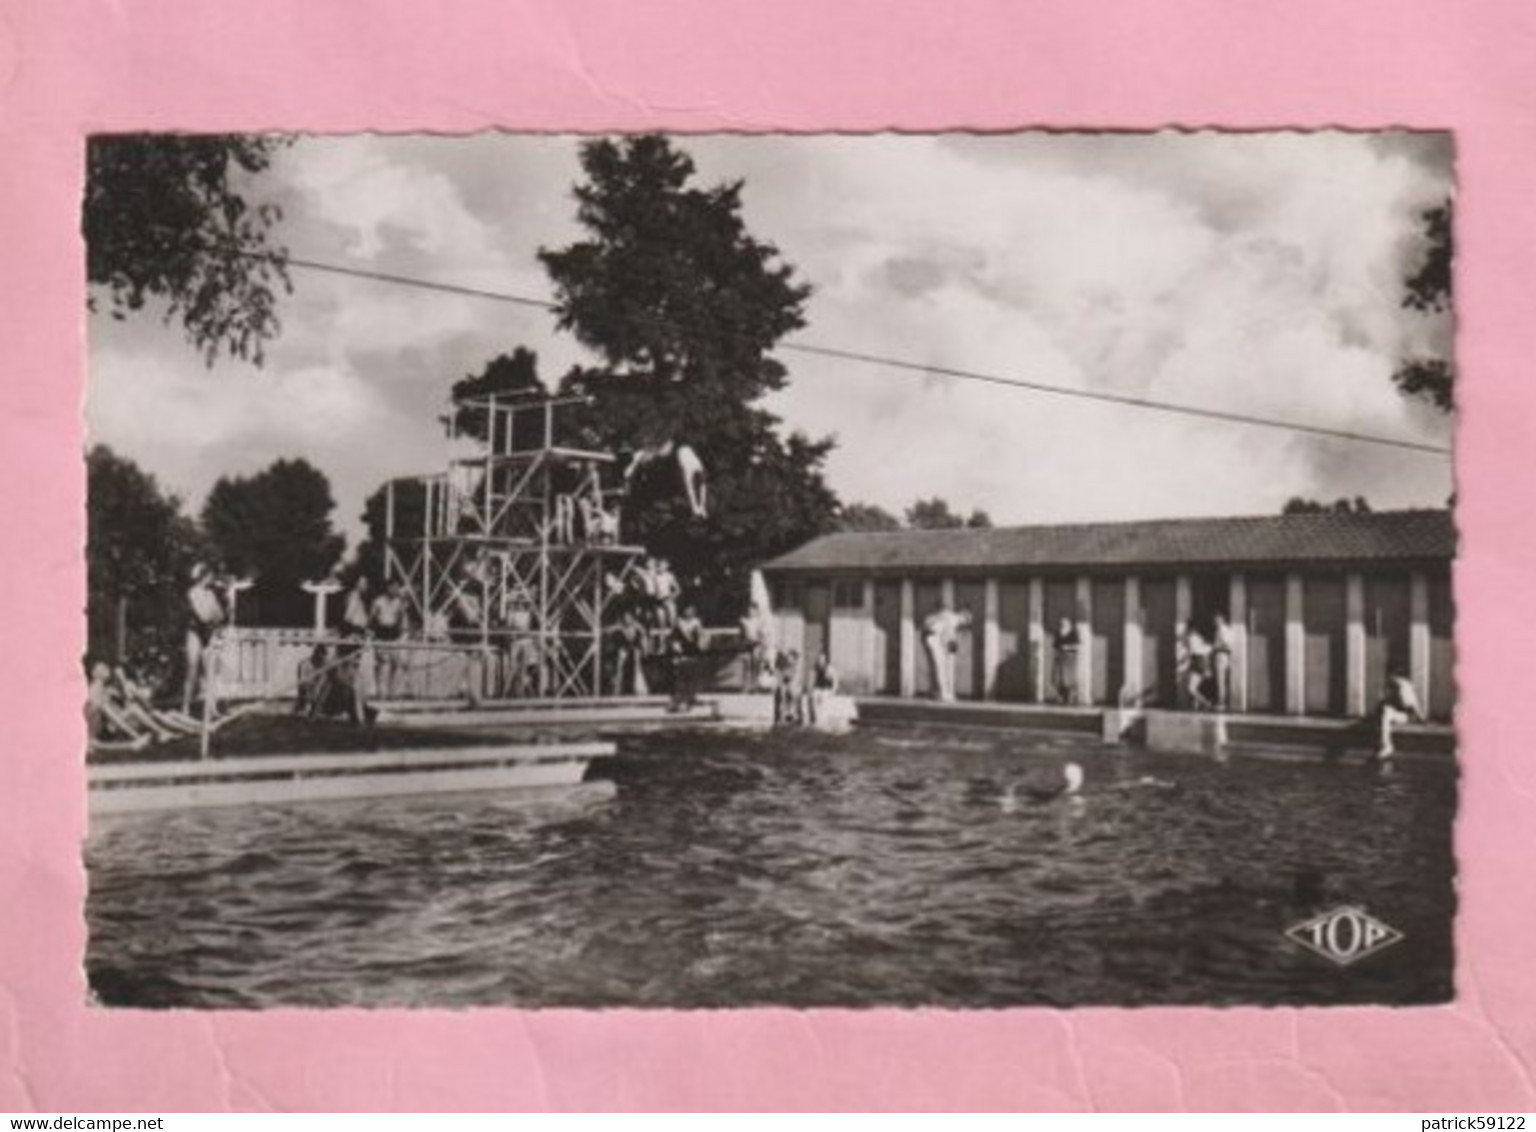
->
1370, 665, 1425, 762
295, 643, 330, 719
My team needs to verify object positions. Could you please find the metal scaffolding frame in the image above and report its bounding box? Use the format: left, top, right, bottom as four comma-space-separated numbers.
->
383, 392, 644, 699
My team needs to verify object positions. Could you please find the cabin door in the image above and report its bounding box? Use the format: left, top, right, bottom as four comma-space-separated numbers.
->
1304, 576, 1347, 716
872, 581, 903, 696
1090, 579, 1125, 706
1139, 578, 1178, 708
1245, 576, 1286, 714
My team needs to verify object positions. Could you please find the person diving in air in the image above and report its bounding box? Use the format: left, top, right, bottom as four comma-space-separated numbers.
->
624, 440, 709, 519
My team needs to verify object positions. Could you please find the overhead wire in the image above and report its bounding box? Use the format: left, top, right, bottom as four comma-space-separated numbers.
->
270, 251, 1452, 458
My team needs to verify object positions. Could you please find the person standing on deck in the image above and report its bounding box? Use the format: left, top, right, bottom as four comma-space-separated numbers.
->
654, 559, 682, 630
505, 590, 539, 698
668, 603, 705, 711
922, 607, 971, 702
1211, 612, 1235, 710
1051, 616, 1081, 705
806, 652, 840, 726
773, 648, 804, 726
739, 600, 771, 691
1183, 623, 1215, 711
369, 579, 408, 699
612, 607, 649, 696
334, 576, 373, 726
181, 563, 227, 716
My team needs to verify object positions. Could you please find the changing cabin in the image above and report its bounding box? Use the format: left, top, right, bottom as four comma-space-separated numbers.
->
760, 509, 1455, 720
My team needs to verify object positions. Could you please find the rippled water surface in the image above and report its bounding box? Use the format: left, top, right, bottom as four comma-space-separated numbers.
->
87, 726, 1456, 1008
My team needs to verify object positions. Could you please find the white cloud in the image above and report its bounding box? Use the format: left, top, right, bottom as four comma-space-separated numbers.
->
89, 131, 1455, 546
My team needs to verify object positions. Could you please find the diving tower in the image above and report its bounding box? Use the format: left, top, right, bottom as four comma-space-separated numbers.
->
382, 391, 645, 699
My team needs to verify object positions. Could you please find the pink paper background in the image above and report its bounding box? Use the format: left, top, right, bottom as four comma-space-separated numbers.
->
2, 0, 1534, 1112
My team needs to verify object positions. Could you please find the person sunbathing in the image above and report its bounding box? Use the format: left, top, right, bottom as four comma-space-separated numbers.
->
113, 667, 200, 736
87, 663, 169, 750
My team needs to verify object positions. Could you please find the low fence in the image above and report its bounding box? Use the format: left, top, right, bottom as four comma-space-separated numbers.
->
211, 628, 497, 703
211, 626, 756, 703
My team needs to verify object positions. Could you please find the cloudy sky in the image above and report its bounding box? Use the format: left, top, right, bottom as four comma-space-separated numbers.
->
87, 131, 1455, 545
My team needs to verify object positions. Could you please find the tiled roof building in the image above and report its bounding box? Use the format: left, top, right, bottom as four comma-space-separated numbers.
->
765, 510, 1455, 574
760, 509, 1455, 720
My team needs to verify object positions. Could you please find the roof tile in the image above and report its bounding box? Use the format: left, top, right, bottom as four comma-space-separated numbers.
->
763, 510, 1455, 574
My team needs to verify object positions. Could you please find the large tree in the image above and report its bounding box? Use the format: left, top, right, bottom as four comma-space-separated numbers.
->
86, 447, 205, 686
85, 133, 292, 365
201, 459, 345, 626
1391, 203, 1453, 412
906, 497, 993, 530
838, 502, 903, 533
1282, 495, 1373, 515
539, 135, 839, 617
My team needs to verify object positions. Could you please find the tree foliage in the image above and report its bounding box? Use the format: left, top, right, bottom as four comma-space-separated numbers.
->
355, 477, 427, 589
448, 347, 548, 447
86, 447, 204, 685
905, 497, 993, 530
1282, 495, 1373, 515
838, 502, 903, 533
1391, 204, 1453, 412
200, 459, 345, 626
539, 135, 838, 616
85, 133, 292, 365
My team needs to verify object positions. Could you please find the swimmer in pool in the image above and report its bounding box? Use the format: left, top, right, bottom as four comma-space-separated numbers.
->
1001, 762, 1085, 811
1026, 761, 1085, 802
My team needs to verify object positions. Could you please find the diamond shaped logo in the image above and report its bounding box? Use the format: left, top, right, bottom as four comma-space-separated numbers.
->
1285, 905, 1404, 967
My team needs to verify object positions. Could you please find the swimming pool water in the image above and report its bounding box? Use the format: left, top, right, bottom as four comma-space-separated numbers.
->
85, 726, 1456, 1008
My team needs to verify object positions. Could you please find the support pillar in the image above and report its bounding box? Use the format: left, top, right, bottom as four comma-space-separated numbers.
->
1285, 573, 1306, 715
1122, 576, 1143, 705
1228, 575, 1249, 713
863, 578, 878, 697
1410, 572, 1432, 711
1075, 575, 1093, 706
982, 578, 1000, 700
1346, 573, 1367, 717
899, 579, 915, 699
1027, 578, 1045, 703
1174, 573, 1192, 629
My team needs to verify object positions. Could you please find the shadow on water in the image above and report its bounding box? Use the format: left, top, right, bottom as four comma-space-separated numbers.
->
86, 725, 1456, 1009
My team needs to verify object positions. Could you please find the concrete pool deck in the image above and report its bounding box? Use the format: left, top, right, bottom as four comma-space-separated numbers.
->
382, 692, 1452, 758
855, 696, 1455, 759
373, 692, 859, 731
